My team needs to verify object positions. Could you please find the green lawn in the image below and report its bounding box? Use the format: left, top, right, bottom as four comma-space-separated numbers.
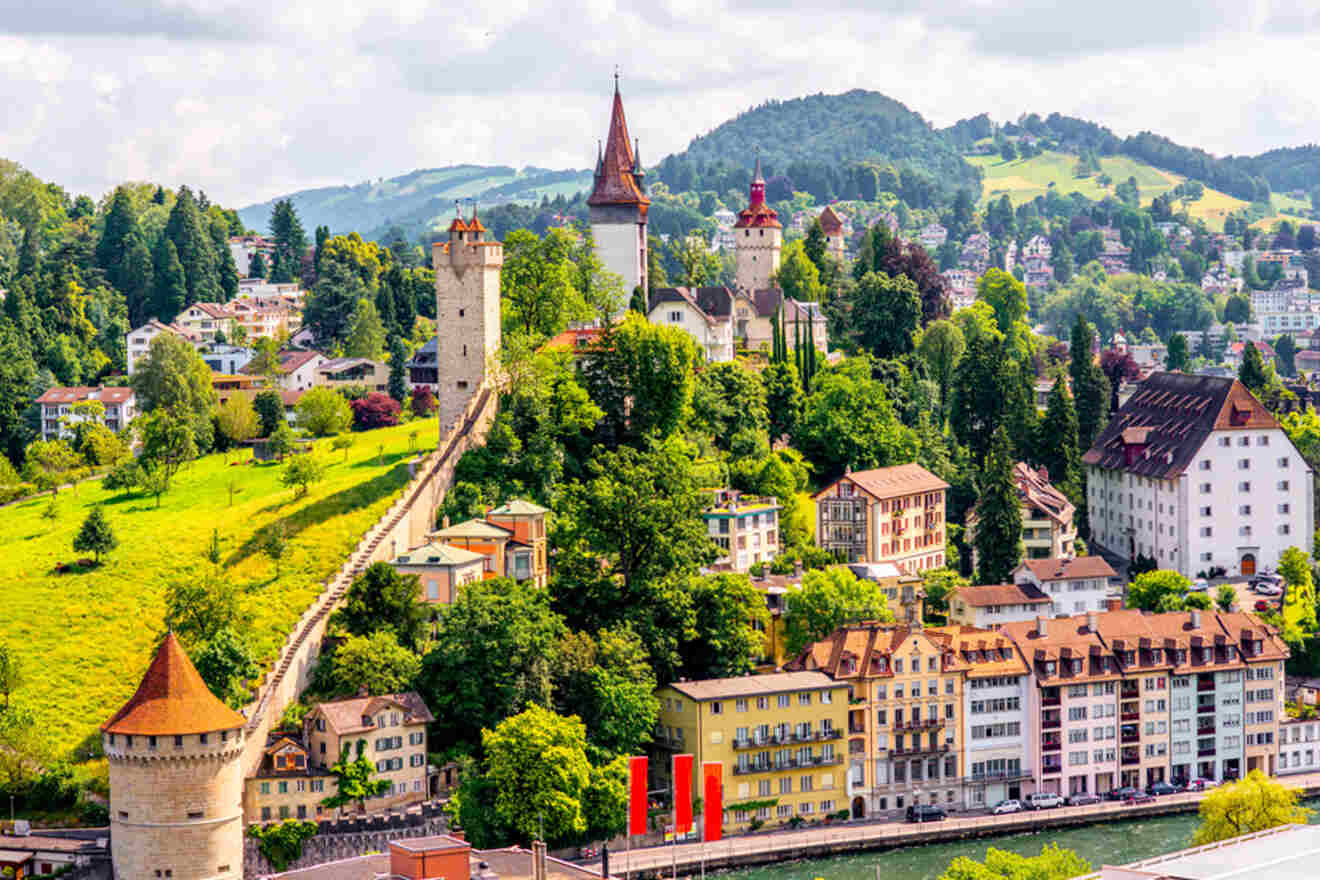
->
2, 416, 440, 761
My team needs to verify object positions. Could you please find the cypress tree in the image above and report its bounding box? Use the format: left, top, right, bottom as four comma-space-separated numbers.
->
152, 238, 187, 323
269, 200, 307, 284
210, 217, 239, 301
803, 218, 828, 276
122, 233, 154, 327
974, 427, 1024, 584
96, 187, 138, 288
1036, 373, 1081, 500
387, 335, 408, 403
1069, 314, 1108, 451
1238, 341, 1268, 395
164, 186, 219, 306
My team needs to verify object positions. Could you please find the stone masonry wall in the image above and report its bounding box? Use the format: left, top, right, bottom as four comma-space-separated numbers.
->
243, 808, 450, 879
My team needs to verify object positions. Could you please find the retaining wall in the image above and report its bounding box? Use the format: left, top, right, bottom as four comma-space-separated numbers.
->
244, 808, 451, 879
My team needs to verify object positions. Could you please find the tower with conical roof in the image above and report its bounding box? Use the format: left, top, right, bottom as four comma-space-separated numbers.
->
432, 201, 503, 429
588, 76, 649, 297
734, 156, 782, 294
103, 633, 247, 880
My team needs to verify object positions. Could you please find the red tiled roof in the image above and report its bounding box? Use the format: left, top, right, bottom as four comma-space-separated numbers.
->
1018, 556, 1116, 582
955, 582, 1051, 608
587, 85, 648, 209
310, 691, 435, 735
818, 205, 844, 234
814, 463, 949, 500
102, 633, 246, 736
36, 386, 133, 405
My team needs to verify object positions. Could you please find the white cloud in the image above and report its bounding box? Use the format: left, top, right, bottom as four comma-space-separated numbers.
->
0, 0, 1318, 211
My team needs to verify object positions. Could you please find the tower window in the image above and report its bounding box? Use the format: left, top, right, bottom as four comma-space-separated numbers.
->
457, 381, 469, 390
463, 345, 468, 357
459, 309, 465, 317
187, 811, 203, 819
174, 735, 183, 748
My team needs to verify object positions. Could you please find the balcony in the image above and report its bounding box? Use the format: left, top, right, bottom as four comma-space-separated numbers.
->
731, 728, 843, 749
1121, 685, 1140, 699
1198, 747, 1217, 757
1198, 679, 1216, 692
1042, 716, 1061, 730
1121, 711, 1140, 722
1198, 723, 1216, 736
1197, 703, 1216, 715
1121, 752, 1140, 766
1121, 732, 1140, 744
848, 724, 866, 735
1042, 762, 1062, 775
893, 718, 945, 731
1042, 693, 1061, 707
891, 742, 950, 758
1042, 740, 1062, 753
966, 768, 1034, 783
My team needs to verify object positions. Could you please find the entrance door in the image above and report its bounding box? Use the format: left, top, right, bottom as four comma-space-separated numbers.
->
1242, 554, 1257, 575
1008, 783, 1021, 800
851, 796, 865, 819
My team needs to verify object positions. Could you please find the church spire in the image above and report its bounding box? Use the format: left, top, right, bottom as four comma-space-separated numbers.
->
587, 77, 649, 208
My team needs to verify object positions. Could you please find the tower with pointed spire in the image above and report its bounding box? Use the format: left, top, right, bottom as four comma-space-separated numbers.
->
432, 200, 503, 429
733, 155, 782, 294
588, 76, 649, 297
103, 633, 247, 880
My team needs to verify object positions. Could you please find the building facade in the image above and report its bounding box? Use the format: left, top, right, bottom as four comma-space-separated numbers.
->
653, 672, 850, 832
36, 386, 136, 441
1012, 556, 1118, 617
305, 692, 434, 813
102, 633, 246, 880
390, 541, 487, 604
647, 287, 735, 362
588, 81, 648, 296
967, 462, 1076, 569
702, 489, 781, 572
431, 500, 548, 587
432, 206, 503, 428
1083, 372, 1314, 578
948, 582, 1053, 630
814, 464, 949, 573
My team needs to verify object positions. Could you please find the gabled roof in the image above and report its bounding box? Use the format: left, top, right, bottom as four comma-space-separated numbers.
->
310, 691, 434, 735
1081, 372, 1279, 479
1017, 556, 1116, 582
587, 84, 648, 208
36, 386, 134, 405
665, 671, 839, 701
648, 287, 729, 326
818, 205, 844, 234
814, 463, 949, 500
489, 499, 550, 516
102, 632, 246, 736
433, 518, 514, 540
955, 583, 1051, 608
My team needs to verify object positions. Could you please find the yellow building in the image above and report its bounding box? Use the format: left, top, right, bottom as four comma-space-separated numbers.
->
244, 735, 334, 823
305, 692, 434, 813
654, 672, 850, 831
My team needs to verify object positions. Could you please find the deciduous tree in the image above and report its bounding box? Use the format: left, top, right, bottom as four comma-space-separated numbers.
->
295, 387, 352, 437
850, 271, 921, 358
1127, 570, 1191, 612
331, 631, 421, 696
1193, 770, 1311, 844
784, 568, 894, 657
939, 843, 1091, 880
481, 706, 593, 845
281, 453, 324, 498
332, 562, 428, 652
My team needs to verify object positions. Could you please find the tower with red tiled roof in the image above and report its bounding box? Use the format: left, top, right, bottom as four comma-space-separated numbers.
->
588, 76, 649, 297
103, 633, 246, 880
734, 155, 782, 294
432, 200, 503, 429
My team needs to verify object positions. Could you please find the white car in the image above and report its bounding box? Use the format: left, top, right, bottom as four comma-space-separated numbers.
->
1254, 583, 1283, 597
1025, 792, 1063, 810
991, 799, 1023, 814
1190, 579, 1210, 592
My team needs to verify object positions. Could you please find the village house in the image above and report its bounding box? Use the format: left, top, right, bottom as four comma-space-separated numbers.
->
389, 540, 487, 604
1012, 556, 1118, 616
316, 357, 390, 393
36, 386, 136, 441
948, 582, 1053, 630
814, 464, 949, 573
305, 692, 434, 814
919, 223, 948, 250
701, 489, 781, 573
244, 733, 335, 823
431, 500, 549, 587
174, 302, 236, 342
967, 462, 1077, 567
242, 349, 328, 392
125, 319, 202, 375
647, 287, 735, 362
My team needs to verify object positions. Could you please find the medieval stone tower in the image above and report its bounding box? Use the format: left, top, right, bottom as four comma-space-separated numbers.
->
588, 77, 649, 296
734, 156, 782, 294
432, 204, 503, 429
103, 633, 247, 880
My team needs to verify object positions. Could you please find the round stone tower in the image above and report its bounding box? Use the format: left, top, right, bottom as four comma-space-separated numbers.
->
102, 632, 247, 880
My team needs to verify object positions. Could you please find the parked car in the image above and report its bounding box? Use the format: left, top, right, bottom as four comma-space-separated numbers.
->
1124, 791, 1156, 805
1254, 583, 1283, 596
1255, 599, 1270, 612
1184, 778, 1215, 792
1106, 786, 1139, 801
1066, 793, 1101, 806
991, 799, 1023, 814
1190, 578, 1211, 592
1025, 792, 1063, 810
906, 804, 947, 822
1147, 781, 1178, 796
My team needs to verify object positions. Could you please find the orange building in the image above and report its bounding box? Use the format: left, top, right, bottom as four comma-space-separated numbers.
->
432, 499, 548, 587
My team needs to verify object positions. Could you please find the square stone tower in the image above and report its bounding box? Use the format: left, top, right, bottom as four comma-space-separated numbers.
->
588, 77, 649, 297
432, 206, 503, 430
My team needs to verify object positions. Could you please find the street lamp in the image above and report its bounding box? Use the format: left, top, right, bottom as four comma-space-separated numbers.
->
914, 787, 922, 823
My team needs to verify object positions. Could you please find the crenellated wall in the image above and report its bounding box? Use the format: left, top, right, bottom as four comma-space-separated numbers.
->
242, 807, 451, 879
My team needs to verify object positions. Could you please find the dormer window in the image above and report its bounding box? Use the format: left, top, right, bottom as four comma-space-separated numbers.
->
1071, 659, 1083, 674
1044, 661, 1057, 676
362, 715, 372, 727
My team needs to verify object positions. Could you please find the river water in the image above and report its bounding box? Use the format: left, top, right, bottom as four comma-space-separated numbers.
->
713, 799, 1320, 880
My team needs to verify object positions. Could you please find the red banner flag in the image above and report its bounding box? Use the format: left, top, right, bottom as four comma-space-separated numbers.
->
628, 756, 648, 836
702, 762, 723, 842
673, 753, 694, 833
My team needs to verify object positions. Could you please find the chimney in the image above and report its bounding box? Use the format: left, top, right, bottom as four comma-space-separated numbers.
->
1036, 615, 1048, 637
1105, 597, 1122, 612
1086, 611, 1098, 632
442, 515, 451, 529
1190, 610, 1202, 629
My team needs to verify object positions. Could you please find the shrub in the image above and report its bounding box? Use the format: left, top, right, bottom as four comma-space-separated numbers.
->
350, 393, 401, 430
0, 483, 36, 504
248, 820, 319, 871
281, 454, 326, 498
409, 387, 437, 418
296, 388, 353, 437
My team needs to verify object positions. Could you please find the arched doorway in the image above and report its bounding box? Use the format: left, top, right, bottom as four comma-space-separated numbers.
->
851, 796, 865, 819
1241, 554, 1257, 576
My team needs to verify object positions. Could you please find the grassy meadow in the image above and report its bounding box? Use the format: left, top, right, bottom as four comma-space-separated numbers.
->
2, 416, 440, 761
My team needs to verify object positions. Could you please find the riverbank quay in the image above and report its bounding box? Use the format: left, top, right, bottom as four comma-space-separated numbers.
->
595, 771, 1320, 877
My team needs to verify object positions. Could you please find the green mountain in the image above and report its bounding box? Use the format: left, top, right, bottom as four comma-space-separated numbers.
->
237, 164, 591, 242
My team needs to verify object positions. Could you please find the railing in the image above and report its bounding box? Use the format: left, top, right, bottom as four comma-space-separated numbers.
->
1198, 679, 1216, 691
1121, 755, 1141, 765
1042, 717, 1061, 730
1198, 747, 1217, 757
1041, 763, 1062, 775
965, 769, 1034, 782
1198, 724, 1216, 736
731, 729, 843, 749
1198, 703, 1216, 714
1042, 741, 1061, 752
1121, 711, 1140, 721
1121, 687, 1140, 699
1042, 695, 1061, 707
1121, 733, 1140, 743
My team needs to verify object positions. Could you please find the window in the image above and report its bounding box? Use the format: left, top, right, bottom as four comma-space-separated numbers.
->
1239, 481, 1251, 492
779, 777, 792, 794
1201, 526, 1212, 537
1279, 480, 1291, 491
799, 693, 811, 706
778, 694, 790, 708
1239, 505, 1252, 515
736, 698, 748, 712
1238, 459, 1250, 470
668, 311, 683, 322
1199, 460, 1212, 471
1200, 506, 1212, 516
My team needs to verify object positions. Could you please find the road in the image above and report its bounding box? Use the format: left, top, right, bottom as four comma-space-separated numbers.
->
592, 771, 1320, 877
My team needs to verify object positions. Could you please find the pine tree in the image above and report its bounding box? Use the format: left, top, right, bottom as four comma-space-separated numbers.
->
1036, 373, 1080, 500
210, 217, 239, 300
152, 238, 187, 323
345, 298, 386, 360
248, 251, 267, 279
974, 427, 1023, 584
387, 335, 408, 404
73, 506, 118, 564
1069, 315, 1108, 451
763, 360, 802, 441
1239, 341, 1268, 394
163, 186, 219, 306
803, 218, 828, 276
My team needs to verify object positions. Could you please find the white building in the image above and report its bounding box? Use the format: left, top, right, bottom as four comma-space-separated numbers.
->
175, 302, 235, 342
35, 386, 136, 441
948, 582, 1053, 630
1277, 717, 1320, 775
962, 662, 1031, 810
1012, 556, 1118, 617
124, 319, 202, 375
198, 343, 254, 375
919, 223, 948, 250
646, 287, 735, 362
1083, 372, 1314, 578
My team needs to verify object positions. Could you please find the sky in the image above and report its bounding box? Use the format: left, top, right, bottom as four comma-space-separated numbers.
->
2, 0, 1319, 210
